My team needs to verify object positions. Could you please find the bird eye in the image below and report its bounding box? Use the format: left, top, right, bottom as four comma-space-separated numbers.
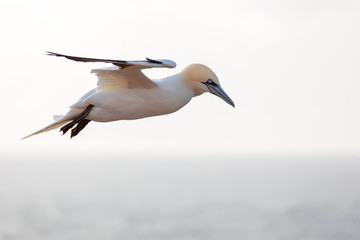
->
207, 79, 213, 84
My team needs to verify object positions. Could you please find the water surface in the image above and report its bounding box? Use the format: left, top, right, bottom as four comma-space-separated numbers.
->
0, 156, 359, 239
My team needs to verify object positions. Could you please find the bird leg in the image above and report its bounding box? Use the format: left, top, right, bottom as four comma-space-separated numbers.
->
60, 104, 94, 136
71, 119, 91, 138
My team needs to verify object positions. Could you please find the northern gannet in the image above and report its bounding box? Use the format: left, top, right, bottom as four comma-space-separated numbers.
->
23, 52, 235, 139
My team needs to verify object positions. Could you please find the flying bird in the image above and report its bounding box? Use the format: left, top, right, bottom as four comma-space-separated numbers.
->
23, 52, 235, 139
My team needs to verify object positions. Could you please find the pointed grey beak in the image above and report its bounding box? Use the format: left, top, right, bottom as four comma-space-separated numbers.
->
204, 82, 235, 107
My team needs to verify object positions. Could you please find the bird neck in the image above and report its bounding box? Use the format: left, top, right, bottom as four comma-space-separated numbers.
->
157, 73, 194, 94
154, 73, 195, 108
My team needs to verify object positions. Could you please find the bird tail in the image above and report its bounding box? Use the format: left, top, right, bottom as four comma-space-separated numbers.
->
21, 118, 71, 140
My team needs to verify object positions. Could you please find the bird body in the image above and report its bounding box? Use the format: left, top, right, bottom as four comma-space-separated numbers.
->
23, 52, 234, 139
73, 74, 193, 122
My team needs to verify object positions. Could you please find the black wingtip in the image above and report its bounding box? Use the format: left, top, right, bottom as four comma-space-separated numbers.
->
45, 51, 59, 56
146, 57, 163, 64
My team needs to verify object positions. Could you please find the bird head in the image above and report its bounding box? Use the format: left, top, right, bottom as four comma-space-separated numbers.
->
181, 64, 235, 107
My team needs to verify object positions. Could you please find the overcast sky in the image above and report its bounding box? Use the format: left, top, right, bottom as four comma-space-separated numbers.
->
1, 0, 359, 158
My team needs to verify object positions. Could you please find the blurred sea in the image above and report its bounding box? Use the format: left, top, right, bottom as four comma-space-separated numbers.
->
0, 155, 359, 240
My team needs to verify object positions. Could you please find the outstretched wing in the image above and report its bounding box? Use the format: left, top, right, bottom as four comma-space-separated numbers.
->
47, 51, 177, 90
46, 51, 176, 69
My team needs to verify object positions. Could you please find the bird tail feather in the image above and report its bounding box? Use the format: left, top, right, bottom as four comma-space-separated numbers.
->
21, 119, 71, 140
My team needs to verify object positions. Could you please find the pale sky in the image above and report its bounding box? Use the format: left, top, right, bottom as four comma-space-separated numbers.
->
1, 0, 359, 157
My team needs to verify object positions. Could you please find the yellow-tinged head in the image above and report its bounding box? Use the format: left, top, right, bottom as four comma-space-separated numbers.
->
181, 64, 235, 107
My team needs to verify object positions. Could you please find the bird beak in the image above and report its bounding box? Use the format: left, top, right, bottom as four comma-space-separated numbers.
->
205, 83, 235, 107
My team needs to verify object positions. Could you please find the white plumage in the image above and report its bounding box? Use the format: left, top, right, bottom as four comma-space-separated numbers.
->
23, 52, 234, 139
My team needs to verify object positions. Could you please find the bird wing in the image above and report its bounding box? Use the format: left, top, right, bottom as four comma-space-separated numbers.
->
47, 51, 177, 90
46, 51, 176, 69
91, 66, 157, 90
